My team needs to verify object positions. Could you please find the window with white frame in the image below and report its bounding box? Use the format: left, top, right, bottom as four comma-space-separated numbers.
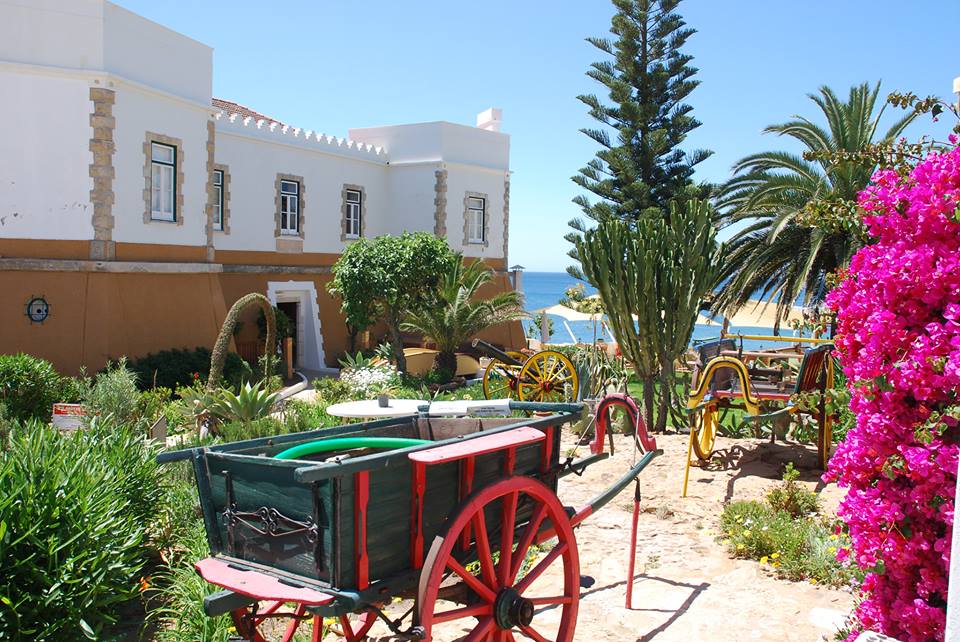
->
279, 179, 300, 235
345, 189, 362, 238
213, 169, 224, 231
151, 142, 176, 221
466, 196, 485, 244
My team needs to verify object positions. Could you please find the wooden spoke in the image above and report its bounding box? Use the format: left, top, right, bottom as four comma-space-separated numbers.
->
434, 603, 494, 624
418, 477, 579, 642
231, 602, 376, 642
528, 596, 574, 605
472, 509, 497, 588
498, 492, 519, 586
510, 504, 548, 581
515, 543, 567, 595
518, 624, 552, 642
447, 556, 497, 603
464, 617, 495, 642
280, 603, 304, 642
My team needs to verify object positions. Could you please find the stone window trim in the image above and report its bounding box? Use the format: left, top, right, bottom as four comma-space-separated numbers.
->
89, 86, 116, 260
433, 169, 448, 237
274, 173, 305, 239
213, 163, 231, 234
143, 132, 185, 225
462, 190, 490, 247
502, 175, 510, 263
340, 183, 367, 242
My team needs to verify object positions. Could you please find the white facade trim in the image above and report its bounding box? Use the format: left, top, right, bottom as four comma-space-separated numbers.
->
266, 280, 326, 371
216, 125, 388, 166
0, 61, 213, 114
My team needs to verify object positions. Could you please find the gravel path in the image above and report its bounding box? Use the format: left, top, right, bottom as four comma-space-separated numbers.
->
369, 431, 853, 642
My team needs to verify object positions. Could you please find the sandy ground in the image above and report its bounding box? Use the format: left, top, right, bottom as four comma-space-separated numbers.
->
368, 431, 852, 642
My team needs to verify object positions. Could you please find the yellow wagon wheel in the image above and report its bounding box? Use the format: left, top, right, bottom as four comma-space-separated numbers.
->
517, 350, 579, 403
690, 402, 719, 462
482, 351, 526, 400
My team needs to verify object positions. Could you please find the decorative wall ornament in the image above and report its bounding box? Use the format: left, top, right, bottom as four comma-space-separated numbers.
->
25, 296, 50, 323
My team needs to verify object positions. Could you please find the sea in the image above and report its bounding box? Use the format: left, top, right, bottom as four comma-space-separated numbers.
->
519, 271, 800, 350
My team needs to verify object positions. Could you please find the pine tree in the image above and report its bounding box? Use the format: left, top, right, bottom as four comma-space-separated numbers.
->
569, 0, 710, 242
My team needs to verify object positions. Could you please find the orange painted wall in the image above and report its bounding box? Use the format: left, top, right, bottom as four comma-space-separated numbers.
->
0, 268, 524, 375
0, 270, 227, 375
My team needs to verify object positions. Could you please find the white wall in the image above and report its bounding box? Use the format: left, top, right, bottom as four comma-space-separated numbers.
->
110, 83, 210, 246
213, 120, 389, 254
103, 2, 211, 104
445, 165, 507, 259
350, 121, 510, 171
382, 164, 437, 236
0, 69, 94, 240
0, 1, 211, 105
0, 0, 105, 71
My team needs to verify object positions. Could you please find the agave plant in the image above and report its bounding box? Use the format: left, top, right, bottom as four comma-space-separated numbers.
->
714, 82, 916, 325
208, 381, 280, 424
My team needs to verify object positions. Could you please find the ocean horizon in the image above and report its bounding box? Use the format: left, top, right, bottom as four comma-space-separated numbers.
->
519, 271, 804, 349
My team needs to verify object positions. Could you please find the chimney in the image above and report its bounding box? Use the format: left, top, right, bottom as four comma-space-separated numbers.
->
476, 108, 503, 132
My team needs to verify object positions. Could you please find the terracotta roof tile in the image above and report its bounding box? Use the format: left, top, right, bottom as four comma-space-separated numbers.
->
212, 98, 285, 126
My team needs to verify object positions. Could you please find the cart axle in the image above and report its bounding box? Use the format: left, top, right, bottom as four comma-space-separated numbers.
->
494, 587, 535, 629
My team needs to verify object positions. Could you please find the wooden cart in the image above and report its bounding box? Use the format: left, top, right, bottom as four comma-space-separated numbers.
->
472, 340, 580, 403
159, 398, 659, 642
682, 337, 836, 497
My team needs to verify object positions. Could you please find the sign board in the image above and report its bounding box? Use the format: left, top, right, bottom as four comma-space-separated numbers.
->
52, 403, 85, 431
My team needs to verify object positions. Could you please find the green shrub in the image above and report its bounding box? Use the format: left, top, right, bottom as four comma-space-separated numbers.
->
313, 376, 355, 404
0, 420, 162, 640
719, 500, 858, 587
719, 465, 858, 588
128, 347, 252, 392
149, 504, 231, 642
283, 398, 342, 432
766, 463, 820, 517
83, 359, 143, 428
218, 416, 286, 442
0, 353, 63, 422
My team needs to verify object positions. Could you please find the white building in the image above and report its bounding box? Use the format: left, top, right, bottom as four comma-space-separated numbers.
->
0, 0, 523, 373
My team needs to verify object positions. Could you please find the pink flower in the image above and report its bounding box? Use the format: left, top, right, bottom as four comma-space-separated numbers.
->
828, 145, 960, 642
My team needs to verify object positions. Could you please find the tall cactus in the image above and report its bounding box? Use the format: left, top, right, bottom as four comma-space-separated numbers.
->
208, 293, 276, 391
575, 198, 722, 432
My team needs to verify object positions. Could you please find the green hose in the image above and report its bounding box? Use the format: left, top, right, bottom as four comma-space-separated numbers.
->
273, 436, 430, 460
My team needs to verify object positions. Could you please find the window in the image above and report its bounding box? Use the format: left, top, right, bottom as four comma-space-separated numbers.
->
466, 196, 485, 243
151, 142, 176, 221
279, 179, 300, 235
213, 169, 224, 231
345, 189, 362, 238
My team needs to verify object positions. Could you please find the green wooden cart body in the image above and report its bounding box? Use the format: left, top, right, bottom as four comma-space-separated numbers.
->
173, 410, 575, 598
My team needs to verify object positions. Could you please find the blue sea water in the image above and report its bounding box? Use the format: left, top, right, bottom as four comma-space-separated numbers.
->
519, 271, 806, 350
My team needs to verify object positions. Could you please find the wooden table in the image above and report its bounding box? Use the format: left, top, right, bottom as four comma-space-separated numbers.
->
325, 398, 427, 419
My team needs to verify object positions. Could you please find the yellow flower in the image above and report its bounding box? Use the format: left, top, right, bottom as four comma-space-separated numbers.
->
828, 546, 837, 554
830, 534, 839, 540
771, 552, 780, 559
743, 530, 751, 537
228, 626, 236, 633
772, 561, 781, 568
760, 556, 769, 565
736, 543, 745, 551
810, 578, 818, 585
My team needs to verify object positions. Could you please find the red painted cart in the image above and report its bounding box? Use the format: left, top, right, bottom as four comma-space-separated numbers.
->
158, 397, 659, 642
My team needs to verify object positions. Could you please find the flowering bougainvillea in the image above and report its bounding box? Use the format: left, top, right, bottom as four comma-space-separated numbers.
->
826, 142, 960, 642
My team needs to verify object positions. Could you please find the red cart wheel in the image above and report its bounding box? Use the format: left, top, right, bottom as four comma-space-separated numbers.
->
230, 602, 377, 642
417, 476, 580, 642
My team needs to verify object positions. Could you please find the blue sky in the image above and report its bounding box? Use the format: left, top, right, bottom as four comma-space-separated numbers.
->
118, 0, 960, 272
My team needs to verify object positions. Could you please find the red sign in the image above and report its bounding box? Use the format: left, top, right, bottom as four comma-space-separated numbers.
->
52, 403, 85, 430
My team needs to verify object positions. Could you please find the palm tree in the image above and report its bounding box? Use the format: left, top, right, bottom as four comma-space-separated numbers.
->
402, 259, 524, 378
713, 82, 915, 326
